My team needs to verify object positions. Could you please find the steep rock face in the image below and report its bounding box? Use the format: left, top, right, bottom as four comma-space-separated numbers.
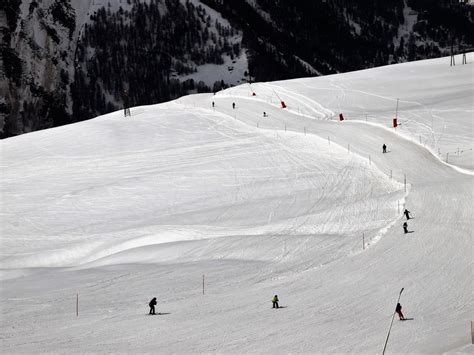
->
1, 0, 78, 136
1, 0, 472, 138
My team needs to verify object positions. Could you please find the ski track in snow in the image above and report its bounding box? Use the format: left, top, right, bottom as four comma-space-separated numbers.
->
0, 55, 473, 353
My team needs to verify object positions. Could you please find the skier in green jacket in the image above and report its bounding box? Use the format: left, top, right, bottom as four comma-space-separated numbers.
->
272, 295, 279, 308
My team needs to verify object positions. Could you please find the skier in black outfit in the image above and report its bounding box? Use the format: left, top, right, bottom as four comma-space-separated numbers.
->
149, 297, 157, 315
212, 101, 215, 108
403, 222, 408, 234
395, 302, 405, 320
383, 144, 387, 153
404, 209, 411, 220
232, 102, 235, 109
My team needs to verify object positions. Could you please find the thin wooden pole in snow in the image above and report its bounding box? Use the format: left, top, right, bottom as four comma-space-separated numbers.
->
471, 321, 474, 344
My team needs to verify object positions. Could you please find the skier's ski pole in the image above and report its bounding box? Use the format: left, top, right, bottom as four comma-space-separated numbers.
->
382, 288, 404, 355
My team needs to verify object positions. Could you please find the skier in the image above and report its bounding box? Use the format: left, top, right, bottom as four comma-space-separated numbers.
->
263, 111, 267, 117
272, 295, 279, 309
395, 302, 405, 320
212, 101, 215, 108
232, 102, 235, 109
404, 209, 411, 220
403, 222, 408, 234
383, 144, 387, 153
149, 297, 157, 315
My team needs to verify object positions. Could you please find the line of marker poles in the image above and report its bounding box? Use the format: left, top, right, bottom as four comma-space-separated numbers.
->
248, 119, 408, 196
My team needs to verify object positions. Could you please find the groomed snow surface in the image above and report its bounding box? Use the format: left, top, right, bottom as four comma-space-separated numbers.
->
1, 54, 473, 353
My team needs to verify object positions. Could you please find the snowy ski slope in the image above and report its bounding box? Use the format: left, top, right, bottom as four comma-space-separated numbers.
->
0, 54, 473, 353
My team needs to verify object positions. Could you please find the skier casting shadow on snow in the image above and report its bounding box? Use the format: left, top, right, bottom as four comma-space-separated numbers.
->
395, 302, 405, 320
272, 295, 279, 309
149, 297, 157, 315
383, 144, 387, 153
403, 222, 409, 234
404, 209, 411, 220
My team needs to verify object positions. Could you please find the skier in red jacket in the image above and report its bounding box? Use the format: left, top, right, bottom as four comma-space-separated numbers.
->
396, 302, 405, 320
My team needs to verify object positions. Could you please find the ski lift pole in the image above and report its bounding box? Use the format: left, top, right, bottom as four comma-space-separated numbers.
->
272, 88, 282, 102
382, 288, 404, 355
248, 83, 256, 96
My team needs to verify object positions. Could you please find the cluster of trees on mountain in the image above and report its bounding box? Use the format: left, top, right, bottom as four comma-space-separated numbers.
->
203, 0, 473, 82
71, 0, 239, 120
408, 0, 473, 49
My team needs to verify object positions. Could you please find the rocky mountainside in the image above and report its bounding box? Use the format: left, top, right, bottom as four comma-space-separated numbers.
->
1, 0, 472, 138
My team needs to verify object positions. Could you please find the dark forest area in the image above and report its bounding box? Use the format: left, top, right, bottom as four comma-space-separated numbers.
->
1, 0, 472, 138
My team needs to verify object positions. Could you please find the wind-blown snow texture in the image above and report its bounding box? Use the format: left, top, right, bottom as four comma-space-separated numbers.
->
1, 55, 473, 353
